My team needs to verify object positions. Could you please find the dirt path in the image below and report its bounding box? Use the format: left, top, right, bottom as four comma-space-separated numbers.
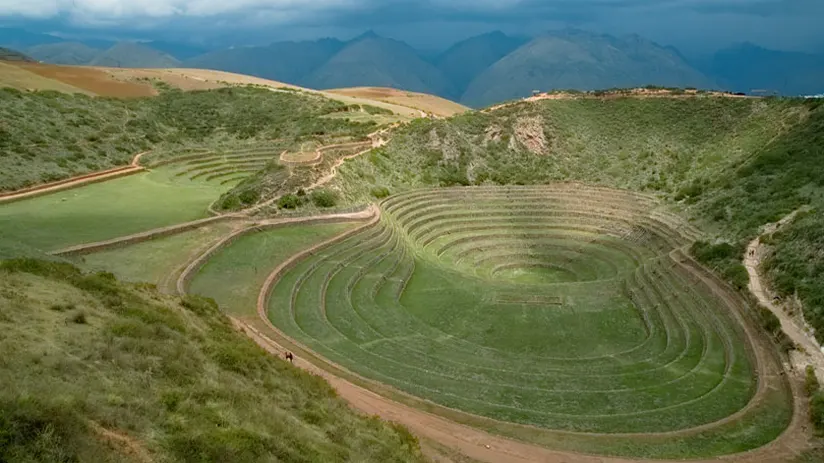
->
88, 421, 153, 463
0, 150, 150, 204
745, 208, 824, 382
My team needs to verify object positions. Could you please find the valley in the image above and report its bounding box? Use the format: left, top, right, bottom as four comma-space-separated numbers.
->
0, 53, 822, 462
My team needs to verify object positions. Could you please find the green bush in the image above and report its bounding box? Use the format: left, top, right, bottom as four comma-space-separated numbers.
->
812, 391, 824, 434
806, 366, 821, 397
757, 305, 781, 336
277, 194, 302, 209
370, 186, 391, 199
310, 189, 338, 208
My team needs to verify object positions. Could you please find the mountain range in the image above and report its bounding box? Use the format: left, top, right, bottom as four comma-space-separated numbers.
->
3, 27, 823, 106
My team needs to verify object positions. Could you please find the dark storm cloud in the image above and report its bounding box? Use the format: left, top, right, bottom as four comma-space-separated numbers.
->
0, 0, 820, 52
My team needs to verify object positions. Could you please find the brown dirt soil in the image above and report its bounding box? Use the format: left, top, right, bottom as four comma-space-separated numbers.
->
327, 86, 469, 117
88, 421, 152, 463
99, 67, 300, 92
484, 88, 754, 113
0, 62, 92, 94
13, 62, 156, 97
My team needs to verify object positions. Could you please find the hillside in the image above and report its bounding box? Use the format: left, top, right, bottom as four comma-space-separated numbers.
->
706, 43, 824, 96
26, 42, 102, 65
305, 33, 455, 97
185, 39, 344, 85
0, 86, 377, 191
435, 31, 527, 97
90, 43, 181, 69
462, 30, 713, 107
0, 259, 424, 462
333, 96, 824, 342
327, 87, 469, 117
0, 47, 34, 62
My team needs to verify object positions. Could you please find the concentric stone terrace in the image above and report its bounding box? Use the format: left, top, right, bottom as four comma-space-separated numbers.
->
265, 185, 790, 439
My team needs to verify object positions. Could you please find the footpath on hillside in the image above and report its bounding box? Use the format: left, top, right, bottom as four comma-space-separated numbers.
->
745, 207, 824, 382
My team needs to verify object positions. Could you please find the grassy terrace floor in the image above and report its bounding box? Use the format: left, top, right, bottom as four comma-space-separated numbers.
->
0, 167, 231, 251
74, 221, 242, 289
260, 185, 792, 459
188, 223, 359, 317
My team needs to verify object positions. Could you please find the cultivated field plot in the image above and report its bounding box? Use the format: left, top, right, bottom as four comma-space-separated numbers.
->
189, 223, 359, 317
148, 143, 287, 186
74, 221, 242, 290
264, 185, 793, 458
0, 167, 231, 252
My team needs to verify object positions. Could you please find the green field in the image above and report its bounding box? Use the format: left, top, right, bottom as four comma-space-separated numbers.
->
0, 167, 232, 251
264, 185, 792, 458
188, 223, 358, 317
74, 221, 240, 289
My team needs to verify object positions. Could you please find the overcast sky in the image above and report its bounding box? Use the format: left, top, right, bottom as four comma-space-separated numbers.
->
0, 0, 821, 55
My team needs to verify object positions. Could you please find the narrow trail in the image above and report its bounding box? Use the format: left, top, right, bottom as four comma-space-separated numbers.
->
745, 207, 824, 382
0, 150, 150, 204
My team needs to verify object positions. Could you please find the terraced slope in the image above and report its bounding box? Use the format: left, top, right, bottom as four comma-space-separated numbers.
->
262, 185, 793, 458
155, 145, 287, 185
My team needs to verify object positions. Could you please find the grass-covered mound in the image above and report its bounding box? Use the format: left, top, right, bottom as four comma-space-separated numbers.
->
0, 86, 379, 192
0, 259, 424, 463
335, 96, 824, 343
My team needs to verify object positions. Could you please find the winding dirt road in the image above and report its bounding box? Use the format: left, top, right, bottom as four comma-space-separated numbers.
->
745, 208, 824, 382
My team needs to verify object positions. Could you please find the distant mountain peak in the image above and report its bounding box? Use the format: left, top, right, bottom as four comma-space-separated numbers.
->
353, 30, 381, 42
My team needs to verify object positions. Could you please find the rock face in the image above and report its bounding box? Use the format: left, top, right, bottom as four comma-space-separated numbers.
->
512, 116, 550, 155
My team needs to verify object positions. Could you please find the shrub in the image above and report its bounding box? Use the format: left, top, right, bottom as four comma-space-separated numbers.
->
277, 194, 301, 209
806, 366, 821, 397
310, 189, 338, 208
812, 391, 824, 434
238, 189, 260, 206
370, 186, 391, 199
757, 305, 781, 336
70, 311, 87, 324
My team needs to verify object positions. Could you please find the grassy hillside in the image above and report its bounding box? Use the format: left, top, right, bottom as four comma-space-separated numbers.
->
334, 96, 824, 341
462, 30, 712, 107
0, 86, 377, 191
185, 39, 344, 85
0, 259, 424, 462
306, 33, 455, 98
0, 47, 35, 62
90, 43, 180, 68
26, 42, 101, 65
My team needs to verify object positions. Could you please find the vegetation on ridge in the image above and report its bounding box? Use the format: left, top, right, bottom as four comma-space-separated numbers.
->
0, 85, 379, 191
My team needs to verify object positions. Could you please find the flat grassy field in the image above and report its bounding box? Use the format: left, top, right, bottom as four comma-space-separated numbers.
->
188, 223, 357, 317
264, 185, 792, 458
74, 221, 241, 288
0, 167, 230, 251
